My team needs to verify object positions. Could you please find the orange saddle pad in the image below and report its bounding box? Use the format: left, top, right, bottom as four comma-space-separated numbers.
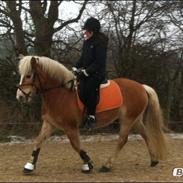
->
77, 80, 123, 113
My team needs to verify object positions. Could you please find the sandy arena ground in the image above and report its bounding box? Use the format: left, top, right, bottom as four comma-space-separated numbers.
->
0, 133, 183, 182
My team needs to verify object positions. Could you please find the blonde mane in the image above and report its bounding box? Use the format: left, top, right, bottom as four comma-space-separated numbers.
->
19, 56, 74, 87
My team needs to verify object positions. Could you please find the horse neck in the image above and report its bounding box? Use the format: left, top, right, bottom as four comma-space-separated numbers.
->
39, 67, 74, 91
37, 67, 63, 91
42, 82, 76, 106
43, 77, 60, 89
38, 69, 79, 114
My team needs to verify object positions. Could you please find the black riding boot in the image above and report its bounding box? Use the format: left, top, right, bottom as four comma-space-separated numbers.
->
84, 115, 96, 130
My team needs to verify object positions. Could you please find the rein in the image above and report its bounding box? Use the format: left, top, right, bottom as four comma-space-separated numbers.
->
38, 79, 75, 93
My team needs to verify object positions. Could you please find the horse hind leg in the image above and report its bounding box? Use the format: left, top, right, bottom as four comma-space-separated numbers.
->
99, 111, 138, 172
64, 126, 93, 173
133, 118, 159, 167
23, 121, 54, 174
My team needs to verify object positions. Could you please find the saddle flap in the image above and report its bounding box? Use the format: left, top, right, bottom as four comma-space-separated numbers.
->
77, 80, 123, 113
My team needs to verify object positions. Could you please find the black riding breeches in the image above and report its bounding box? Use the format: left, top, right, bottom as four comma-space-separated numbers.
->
78, 76, 101, 115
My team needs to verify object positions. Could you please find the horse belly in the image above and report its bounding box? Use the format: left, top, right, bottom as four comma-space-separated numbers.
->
96, 108, 121, 128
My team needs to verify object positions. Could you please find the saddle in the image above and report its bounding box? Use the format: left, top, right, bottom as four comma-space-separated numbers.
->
77, 80, 123, 113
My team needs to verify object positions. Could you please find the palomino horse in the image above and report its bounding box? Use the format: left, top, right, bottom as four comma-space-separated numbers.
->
16, 56, 167, 174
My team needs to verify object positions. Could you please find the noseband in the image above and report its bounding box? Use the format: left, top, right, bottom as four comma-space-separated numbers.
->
16, 71, 39, 100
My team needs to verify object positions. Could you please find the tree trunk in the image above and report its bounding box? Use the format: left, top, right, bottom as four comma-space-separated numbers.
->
29, 1, 58, 56
6, 1, 27, 55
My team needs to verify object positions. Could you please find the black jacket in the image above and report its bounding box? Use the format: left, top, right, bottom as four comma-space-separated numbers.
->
76, 34, 108, 81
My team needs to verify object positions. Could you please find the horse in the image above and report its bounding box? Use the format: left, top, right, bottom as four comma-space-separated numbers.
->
16, 55, 168, 174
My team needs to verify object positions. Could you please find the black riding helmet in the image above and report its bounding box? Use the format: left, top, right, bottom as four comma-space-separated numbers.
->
83, 17, 101, 32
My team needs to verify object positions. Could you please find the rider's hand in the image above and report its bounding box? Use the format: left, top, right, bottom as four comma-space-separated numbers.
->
72, 68, 89, 79
72, 67, 78, 72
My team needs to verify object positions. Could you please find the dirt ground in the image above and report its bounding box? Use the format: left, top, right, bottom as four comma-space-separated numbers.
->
0, 134, 183, 182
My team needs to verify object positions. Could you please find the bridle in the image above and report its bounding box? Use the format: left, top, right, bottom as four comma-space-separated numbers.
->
16, 71, 37, 101
17, 69, 75, 100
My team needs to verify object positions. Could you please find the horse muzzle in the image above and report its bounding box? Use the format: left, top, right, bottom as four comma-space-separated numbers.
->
16, 89, 33, 103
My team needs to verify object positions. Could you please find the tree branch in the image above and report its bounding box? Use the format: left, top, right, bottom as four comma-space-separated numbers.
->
54, 0, 89, 33
48, 1, 59, 27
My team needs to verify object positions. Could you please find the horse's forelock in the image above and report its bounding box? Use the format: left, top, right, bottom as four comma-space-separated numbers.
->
19, 56, 33, 76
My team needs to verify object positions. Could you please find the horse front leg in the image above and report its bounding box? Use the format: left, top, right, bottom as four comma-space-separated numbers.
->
23, 121, 54, 174
65, 126, 93, 173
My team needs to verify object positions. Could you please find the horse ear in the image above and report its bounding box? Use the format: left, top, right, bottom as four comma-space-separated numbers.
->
31, 57, 37, 70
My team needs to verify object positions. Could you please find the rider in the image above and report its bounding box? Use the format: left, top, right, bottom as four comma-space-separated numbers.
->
73, 17, 108, 130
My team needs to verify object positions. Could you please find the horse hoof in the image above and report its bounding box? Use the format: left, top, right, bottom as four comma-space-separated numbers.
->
99, 166, 111, 173
81, 169, 92, 174
81, 162, 93, 173
23, 168, 34, 174
23, 162, 35, 174
150, 160, 159, 167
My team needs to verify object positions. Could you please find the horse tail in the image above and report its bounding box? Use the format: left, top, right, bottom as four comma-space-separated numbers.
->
143, 84, 168, 160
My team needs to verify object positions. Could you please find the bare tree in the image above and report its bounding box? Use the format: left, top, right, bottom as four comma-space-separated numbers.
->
0, 0, 89, 56
0, 0, 27, 55
102, 0, 173, 77
164, 1, 183, 121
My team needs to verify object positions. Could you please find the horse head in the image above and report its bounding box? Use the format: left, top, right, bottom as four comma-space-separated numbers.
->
16, 55, 75, 103
16, 56, 41, 103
